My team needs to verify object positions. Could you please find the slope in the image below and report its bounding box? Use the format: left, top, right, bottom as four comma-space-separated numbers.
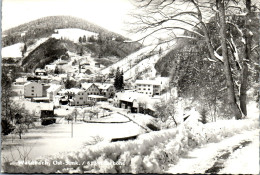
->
102, 41, 177, 82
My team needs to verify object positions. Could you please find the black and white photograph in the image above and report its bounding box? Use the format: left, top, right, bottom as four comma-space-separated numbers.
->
1, 0, 259, 174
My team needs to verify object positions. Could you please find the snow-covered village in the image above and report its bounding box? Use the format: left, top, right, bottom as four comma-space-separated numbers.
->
1, 0, 259, 174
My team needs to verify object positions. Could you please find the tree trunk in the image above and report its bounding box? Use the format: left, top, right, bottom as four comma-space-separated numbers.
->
240, 0, 252, 116
217, 0, 242, 119
240, 60, 249, 116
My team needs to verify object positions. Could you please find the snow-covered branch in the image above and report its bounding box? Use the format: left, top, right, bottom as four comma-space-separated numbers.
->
214, 51, 224, 62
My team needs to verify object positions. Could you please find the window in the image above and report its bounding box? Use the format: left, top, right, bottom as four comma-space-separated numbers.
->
77, 102, 79, 104
32, 86, 34, 88
148, 89, 150, 90
80, 97, 83, 100
139, 88, 141, 90
31, 94, 34, 96
143, 88, 146, 90
32, 90, 34, 92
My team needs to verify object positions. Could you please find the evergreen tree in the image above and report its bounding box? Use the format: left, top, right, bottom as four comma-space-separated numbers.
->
54, 66, 59, 74
83, 35, 86, 42
114, 67, 121, 90
79, 37, 82, 43
119, 70, 124, 90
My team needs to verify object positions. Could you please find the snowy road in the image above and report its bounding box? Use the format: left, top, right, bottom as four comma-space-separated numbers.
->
166, 129, 259, 174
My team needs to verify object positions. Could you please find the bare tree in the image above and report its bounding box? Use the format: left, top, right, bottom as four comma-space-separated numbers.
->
154, 97, 178, 128
130, 0, 259, 119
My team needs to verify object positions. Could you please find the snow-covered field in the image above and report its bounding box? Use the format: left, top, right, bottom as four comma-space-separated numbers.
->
1, 117, 144, 163
52, 28, 98, 43
101, 41, 175, 81
2, 43, 24, 58
2, 113, 258, 173
24, 38, 49, 57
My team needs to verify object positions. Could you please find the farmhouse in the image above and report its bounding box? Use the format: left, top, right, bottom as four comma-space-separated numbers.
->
67, 88, 88, 106
95, 83, 115, 98
114, 92, 150, 113
81, 83, 100, 95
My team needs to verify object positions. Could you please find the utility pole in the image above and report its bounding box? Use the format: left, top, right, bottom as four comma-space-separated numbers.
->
71, 116, 73, 138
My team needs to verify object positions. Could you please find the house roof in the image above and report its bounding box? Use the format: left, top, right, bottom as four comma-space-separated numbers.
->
15, 77, 27, 83
68, 88, 85, 94
81, 83, 96, 90
95, 83, 113, 90
40, 103, 54, 111
24, 81, 42, 86
58, 89, 70, 94
135, 79, 161, 86
35, 68, 46, 73
45, 65, 56, 69
47, 84, 63, 93
40, 76, 50, 80
116, 92, 150, 103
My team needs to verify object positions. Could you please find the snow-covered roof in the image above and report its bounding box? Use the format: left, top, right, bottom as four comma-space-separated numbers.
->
24, 81, 42, 86
81, 83, 95, 90
58, 89, 70, 94
41, 76, 50, 80
59, 74, 68, 78
135, 79, 161, 86
68, 88, 85, 94
47, 84, 63, 93
95, 83, 114, 90
116, 92, 150, 103
15, 77, 27, 83
35, 68, 46, 73
39, 103, 54, 111
45, 65, 56, 70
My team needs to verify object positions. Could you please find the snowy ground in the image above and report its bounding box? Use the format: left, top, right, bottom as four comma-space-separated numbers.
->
24, 38, 48, 57
52, 28, 98, 43
166, 129, 259, 174
2, 43, 24, 58
1, 117, 144, 163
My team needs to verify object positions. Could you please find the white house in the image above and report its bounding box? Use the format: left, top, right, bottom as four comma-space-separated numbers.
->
35, 68, 47, 76
68, 88, 88, 106
81, 83, 100, 95
114, 91, 150, 112
135, 79, 162, 96
14, 77, 27, 85
95, 83, 115, 98
24, 82, 43, 98
45, 64, 57, 73
47, 84, 64, 101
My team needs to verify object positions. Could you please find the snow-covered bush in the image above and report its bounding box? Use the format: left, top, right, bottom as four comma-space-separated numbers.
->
4, 116, 257, 174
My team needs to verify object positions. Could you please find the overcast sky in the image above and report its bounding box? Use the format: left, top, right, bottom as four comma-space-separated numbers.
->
2, 0, 137, 38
